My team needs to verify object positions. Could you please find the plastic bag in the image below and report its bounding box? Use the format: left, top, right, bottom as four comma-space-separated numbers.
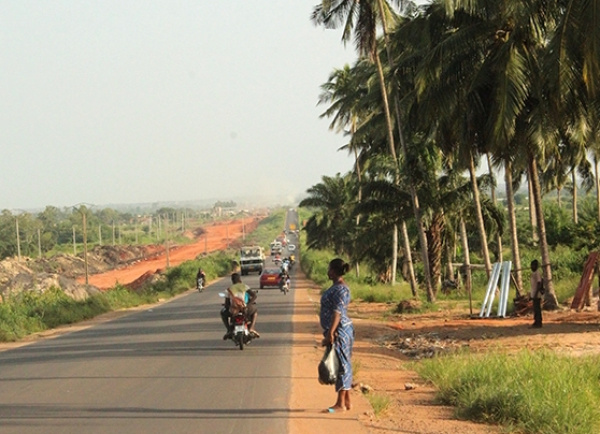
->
318, 345, 339, 385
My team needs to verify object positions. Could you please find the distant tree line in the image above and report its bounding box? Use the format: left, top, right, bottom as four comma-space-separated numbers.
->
0, 205, 213, 261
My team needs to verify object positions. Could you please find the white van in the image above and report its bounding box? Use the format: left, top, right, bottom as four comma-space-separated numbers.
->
270, 241, 282, 255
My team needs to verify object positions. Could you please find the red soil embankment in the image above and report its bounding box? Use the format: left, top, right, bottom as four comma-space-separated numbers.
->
81, 218, 259, 289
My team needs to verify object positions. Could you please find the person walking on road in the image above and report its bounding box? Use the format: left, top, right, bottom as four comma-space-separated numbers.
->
320, 258, 354, 413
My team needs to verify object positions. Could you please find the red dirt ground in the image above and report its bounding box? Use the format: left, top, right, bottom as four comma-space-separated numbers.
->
80, 218, 256, 289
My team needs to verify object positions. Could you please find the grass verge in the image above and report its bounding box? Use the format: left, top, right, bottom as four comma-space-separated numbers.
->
414, 350, 600, 434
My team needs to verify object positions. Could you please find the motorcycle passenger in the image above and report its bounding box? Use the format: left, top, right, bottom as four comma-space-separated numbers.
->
221, 273, 259, 339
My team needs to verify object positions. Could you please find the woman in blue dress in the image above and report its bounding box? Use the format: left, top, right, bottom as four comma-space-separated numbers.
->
320, 258, 354, 412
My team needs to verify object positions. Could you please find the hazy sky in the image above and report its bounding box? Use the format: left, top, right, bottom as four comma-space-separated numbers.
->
1, 1, 364, 211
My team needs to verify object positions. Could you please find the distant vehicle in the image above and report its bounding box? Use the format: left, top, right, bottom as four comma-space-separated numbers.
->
240, 246, 264, 275
287, 244, 296, 252
270, 241, 283, 255
260, 268, 282, 289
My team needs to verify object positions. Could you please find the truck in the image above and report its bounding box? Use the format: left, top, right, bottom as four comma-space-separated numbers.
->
239, 246, 265, 275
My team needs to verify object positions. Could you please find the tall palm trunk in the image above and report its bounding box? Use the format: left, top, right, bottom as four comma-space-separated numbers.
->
487, 153, 503, 261
572, 170, 578, 224
528, 175, 539, 243
401, 221, 418, 296
353, 141, 362, 277
373, 49, 400, 286
528, 155, 559, 309
595, 156, 600, 222
377, 0, 434, 301
427, 212, 444, 294
459, 217, 473, 315
468, 151, 492, 277
505, 160, 523, 294
446, 241, 455, 284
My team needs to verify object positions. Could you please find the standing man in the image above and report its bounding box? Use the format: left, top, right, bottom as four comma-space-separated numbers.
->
530, 259, 544, 328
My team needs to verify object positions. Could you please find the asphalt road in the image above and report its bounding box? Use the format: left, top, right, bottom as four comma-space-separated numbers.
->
0, 255, 299, 434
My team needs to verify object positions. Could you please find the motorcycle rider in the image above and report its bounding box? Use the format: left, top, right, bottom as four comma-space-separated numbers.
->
221, 273, 259, 339
278, 269, 289, 292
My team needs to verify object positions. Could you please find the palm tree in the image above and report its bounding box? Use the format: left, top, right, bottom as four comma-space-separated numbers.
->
431, 0, 564, 306
299, 173, 358, 256
319, 59, 420, 292
377, 2, 436, 298
355, 154, 419, 293
385, 2, 500, 283
318, 62, 369, 273
547, 0, 600, 225
312, 0, 404, 285
312, 0, 435, 298
546, 0, 600, 100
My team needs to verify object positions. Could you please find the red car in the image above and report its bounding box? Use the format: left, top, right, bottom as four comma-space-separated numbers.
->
260, 268, 282, 289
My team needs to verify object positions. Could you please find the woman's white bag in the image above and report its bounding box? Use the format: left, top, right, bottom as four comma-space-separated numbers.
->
318, 345, 339, 385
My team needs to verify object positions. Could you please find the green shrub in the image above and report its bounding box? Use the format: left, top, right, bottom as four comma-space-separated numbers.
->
366, 392, 392, 416
300, 245, 413, 302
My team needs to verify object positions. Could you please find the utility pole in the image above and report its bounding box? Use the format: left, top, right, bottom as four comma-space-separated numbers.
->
82, 211, 88, 286
164, 214, 170, 268
70, 204, 93, 287
15, 216, 21, 261
37, 228, 42, 258
72, 204, 91, 287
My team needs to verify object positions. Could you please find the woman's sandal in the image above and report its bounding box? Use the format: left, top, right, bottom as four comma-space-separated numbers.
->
324, 406, 345, 413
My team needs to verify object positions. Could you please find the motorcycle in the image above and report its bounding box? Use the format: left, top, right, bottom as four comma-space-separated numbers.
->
230, 311, 256, 350
219, 292, 257, 350
279, 277, 289, 295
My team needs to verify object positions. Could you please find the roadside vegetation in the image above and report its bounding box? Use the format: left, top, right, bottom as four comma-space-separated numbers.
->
415, 351, 600, 434
300, 224, 600, 433
307, 1, 599, 428
307, 0, 600, 312
0, 209, 286, 342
